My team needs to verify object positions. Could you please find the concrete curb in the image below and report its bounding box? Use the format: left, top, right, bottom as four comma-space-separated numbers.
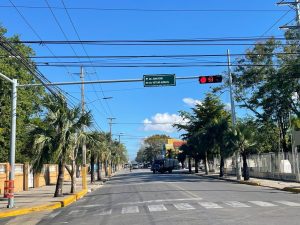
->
0, 202, 61, 218
0, 189, 89, 219
282, 187, 300, 193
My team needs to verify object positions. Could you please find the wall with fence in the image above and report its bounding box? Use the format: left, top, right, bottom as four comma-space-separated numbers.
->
223, 152, 300, 182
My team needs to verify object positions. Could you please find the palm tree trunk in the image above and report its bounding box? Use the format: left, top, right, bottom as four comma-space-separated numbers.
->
70, 160, 76, 193
188, 156, 192, 173
54, 160, 64, 197
76, 164, 80, 178
242, 153, 250, 180
195, 158, 199, 173
104, 160, 108, 177
97, 158, 102, 181
220, 156, 225, 177
204, 152, 209, 175
91, 153, 95, 183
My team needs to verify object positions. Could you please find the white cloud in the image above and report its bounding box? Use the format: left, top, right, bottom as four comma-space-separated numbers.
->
183, 97, 202, 107
225, 103, 231, 111
143, 113, 188, 133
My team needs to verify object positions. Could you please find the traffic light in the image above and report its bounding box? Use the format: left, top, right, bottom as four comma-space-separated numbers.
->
198, 75, 222, 84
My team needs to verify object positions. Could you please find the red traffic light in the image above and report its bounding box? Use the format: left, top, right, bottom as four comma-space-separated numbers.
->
199, 75, 222, 84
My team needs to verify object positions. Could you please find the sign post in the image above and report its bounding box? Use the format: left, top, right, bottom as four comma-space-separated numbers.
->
143, 74, 176, 87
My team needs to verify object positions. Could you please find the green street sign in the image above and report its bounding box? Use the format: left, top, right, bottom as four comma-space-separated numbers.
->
143, 74, 176, 87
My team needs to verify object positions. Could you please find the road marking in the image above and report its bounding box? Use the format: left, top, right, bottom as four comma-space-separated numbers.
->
224, 201, 250, 208
171, 183, 200, 199
68, 209, 87, 216
275, 201, 300, 206
249, 201, 277, 207
148, 204, 168, 212
99, 209, 112, 215
81, 204, 104, 208
173, 203, 195, 210
122, 206, 139, 214
49, 211, 62, 218
199, 202, 223, 209
117, 197, 202, 205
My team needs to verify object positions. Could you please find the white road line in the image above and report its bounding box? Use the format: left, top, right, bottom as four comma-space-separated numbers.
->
224, 201, 251, 208
249, 201, 277, 207
275, 201, 300, 206
198, 202, 223, 209
81, 204, 104, 208
122, 206, 140, 214
68, 209, 87, 216
148, 204, 168, 212
99, 209, 112, 215
117, 197, 202, 205
173, 203, 195, 210
49, 211, 62, 218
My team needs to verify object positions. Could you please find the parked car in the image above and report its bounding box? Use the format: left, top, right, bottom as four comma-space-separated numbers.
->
132, 163, 139, 169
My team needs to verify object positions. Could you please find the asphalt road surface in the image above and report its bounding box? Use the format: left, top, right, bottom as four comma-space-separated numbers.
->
15, 169, 300, 225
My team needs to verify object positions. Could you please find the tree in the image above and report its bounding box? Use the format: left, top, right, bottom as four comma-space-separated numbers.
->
232, 120, 257, 180
175, 93, 228, 174
231, 34, 300, 157
0, 26, 46, 163
30, 94, 92, 196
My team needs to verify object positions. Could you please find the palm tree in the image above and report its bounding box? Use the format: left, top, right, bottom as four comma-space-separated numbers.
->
31, 94, 92, 196
232, 121, 257, 180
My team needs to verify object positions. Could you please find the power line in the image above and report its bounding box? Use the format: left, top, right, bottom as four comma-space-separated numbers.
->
61, 0, 114, 118
0, 5, 290, 12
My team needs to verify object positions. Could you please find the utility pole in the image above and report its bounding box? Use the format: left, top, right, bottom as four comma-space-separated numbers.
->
227, 49, 241, 181
108, 118, 116, 175
278, 0, 300, 180
0, 73, 17, 208
278, 1, 300, 30
80, 66, 87, 190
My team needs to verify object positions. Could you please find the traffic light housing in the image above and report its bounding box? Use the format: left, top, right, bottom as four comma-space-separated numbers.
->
199, 75, 222, 84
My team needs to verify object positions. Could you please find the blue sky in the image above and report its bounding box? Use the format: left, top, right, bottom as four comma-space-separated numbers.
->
0, 0, 295, 160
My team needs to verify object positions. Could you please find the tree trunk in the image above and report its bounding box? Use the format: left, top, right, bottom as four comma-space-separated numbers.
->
70, 160, 76, 193
195, 158, 199, 173
54, 160, 64, 197
76, 164, 80, 178
188, 156, 192, 173
91, 153, 95, 183
242, 153, 250, 181
104, 160, 108, 177
204, 152, 209, 175
219, 156, 224, 177
97, 158, 102, 181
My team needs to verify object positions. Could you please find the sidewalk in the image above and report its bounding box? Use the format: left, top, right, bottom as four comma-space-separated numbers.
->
196, 172, 300, 193
0, 176, 108, 218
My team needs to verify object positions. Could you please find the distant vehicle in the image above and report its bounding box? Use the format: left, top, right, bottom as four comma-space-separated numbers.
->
132, 163, 139, 169
151, 158, 179, 174
138, 163, 143, 168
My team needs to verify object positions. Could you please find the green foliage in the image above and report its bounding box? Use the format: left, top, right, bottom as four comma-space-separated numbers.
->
136, 134, 170, 162
0, 25, 46, 162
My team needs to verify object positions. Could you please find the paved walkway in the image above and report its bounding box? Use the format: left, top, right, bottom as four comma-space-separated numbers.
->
197, 172, 300, 192
0, 176, 107, 214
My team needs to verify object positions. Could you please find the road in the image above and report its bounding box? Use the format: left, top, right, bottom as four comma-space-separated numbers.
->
7, 169, 300, 225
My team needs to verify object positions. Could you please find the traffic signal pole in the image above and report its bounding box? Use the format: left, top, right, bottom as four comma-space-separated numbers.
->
0, 72, 17, 208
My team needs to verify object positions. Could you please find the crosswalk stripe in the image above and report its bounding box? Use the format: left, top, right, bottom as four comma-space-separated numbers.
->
249, 201, 277, 207
68, 209, 87, 216
173, 203, 195, 210
122, 206, 139, 214
148, 204, 168, 212
224, 201, 250, 208
99, 209, 112, 215
199, 202, 223, 209
275, 201, 300, 206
